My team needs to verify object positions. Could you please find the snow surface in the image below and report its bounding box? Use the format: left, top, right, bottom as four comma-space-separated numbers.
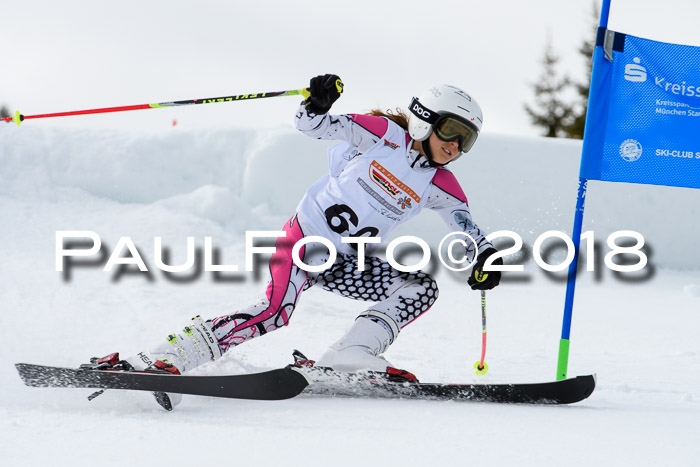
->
1, 125, 699, 466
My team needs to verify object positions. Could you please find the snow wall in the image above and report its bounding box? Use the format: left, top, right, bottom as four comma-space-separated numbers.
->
2, 125, 699, 271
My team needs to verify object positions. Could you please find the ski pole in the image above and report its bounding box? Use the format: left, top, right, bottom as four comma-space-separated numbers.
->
1, 88, 313, 127
473, 290, 488, 375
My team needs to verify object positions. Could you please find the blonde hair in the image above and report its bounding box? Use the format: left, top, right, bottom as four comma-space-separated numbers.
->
367, 107, 410, 131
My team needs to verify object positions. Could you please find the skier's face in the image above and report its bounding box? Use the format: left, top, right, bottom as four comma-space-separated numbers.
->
428, 132, 461, 165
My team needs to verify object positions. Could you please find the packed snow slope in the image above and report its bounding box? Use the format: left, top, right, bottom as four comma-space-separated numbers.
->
1, 124, 699, 467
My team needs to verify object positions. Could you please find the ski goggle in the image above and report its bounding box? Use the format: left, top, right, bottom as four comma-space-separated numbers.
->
433, 115, 479, 154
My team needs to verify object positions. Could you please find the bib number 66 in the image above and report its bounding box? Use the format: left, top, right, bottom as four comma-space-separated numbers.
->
324, 204, 379, 250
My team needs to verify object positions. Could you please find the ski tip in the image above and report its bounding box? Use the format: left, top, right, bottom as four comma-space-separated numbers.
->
570, 374, 597, 403
575, 373, 597, 386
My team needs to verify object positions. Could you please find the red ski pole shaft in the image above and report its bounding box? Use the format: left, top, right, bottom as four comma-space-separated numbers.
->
473, 290, 488, 375
1, 88, 311, 127
479, 290, 487, 367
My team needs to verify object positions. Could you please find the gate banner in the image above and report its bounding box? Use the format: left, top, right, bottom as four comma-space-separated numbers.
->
580, 29, 700, 189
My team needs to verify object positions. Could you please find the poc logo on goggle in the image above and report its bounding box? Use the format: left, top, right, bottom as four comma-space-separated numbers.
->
410, 98, 438, 123
412, 103, 431, 119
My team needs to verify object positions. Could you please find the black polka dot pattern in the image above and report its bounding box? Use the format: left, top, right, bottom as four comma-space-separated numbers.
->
314, 253, 439, 327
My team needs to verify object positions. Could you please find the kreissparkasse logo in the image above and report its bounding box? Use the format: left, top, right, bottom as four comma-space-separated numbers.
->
624, 57, 647, 82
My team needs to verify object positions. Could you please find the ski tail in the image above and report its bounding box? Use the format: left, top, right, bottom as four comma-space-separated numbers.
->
15, 363, 311, 401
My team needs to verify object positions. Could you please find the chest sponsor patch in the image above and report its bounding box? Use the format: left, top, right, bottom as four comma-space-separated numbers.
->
369, 160, 421, 204
397, 196, 412, 209
356, 178, 404, 216
383, 139, 399, 150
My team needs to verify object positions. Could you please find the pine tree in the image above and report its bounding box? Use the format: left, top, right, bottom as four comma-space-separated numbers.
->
0, 105, 10, 119
524, 39, 574, 138
563, 2, 599, 139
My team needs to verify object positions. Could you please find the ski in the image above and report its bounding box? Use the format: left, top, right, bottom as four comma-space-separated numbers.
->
15, 363, 310, 401
16, 361, 595, 405
295, 366, 596, 405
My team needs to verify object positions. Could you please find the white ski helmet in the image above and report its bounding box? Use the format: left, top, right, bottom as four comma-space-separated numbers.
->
408, 84, 483, 158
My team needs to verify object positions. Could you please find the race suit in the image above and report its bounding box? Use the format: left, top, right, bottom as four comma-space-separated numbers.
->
134, 104, 494, 373
207, 104, 493, 354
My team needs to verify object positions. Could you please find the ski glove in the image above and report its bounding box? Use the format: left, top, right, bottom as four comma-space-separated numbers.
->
305, 74, 344, 115
468, 247, 503, 291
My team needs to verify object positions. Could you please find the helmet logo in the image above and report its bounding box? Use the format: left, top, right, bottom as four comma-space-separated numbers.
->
455, 89, 472, 101
409, 98, 438, 124
412, 103, 431, 119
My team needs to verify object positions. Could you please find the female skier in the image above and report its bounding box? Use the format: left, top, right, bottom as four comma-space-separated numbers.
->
106, 74, 502, 401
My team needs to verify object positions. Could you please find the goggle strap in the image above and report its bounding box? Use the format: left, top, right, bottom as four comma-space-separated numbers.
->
409, 97, 440, 125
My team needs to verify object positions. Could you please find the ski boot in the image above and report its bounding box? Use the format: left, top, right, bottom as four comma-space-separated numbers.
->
313, 315, 419, 382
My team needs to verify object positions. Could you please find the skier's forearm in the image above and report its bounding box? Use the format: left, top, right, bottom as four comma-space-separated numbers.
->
294, 102, 332, 136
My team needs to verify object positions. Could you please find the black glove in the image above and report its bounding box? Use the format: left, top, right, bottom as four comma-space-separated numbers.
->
305, 74, 343, 115
468, 247, 503, 291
